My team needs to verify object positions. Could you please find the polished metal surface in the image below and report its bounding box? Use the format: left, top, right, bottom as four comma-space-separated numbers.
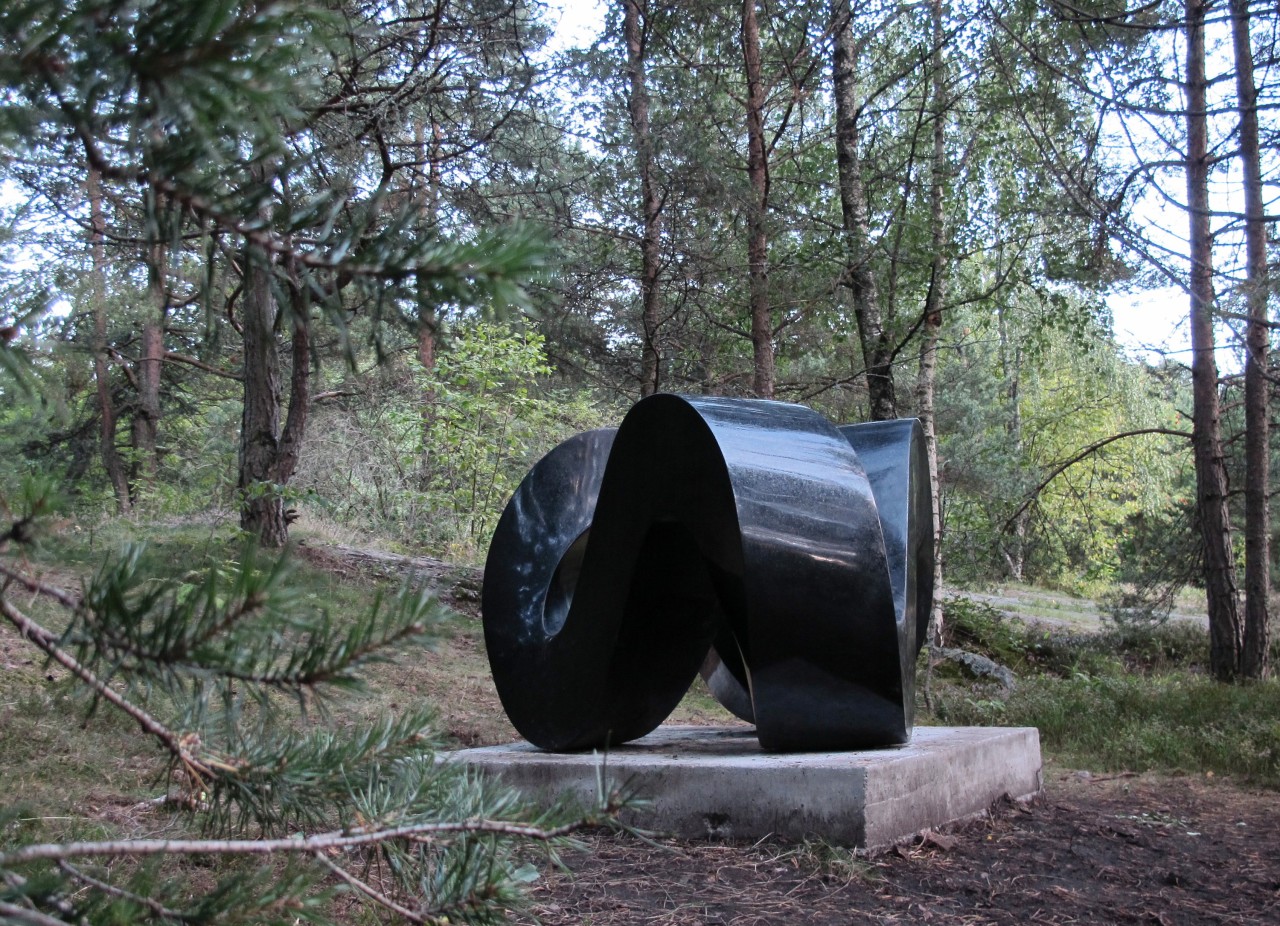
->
482, 394, 934, 753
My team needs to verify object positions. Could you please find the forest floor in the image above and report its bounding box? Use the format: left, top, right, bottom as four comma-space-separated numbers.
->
4, 531, 1277, 925
513, 773, 1280, 926
292, 539, 1280, 926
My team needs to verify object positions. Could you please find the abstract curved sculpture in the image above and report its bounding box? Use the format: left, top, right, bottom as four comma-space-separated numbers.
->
482, 394, 933, 753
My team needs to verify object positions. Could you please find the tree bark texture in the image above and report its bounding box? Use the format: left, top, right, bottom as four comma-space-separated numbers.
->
918, 0, 948, 646
833, 0, 896, 421
624, 0, 665, 398
1185, 0, 1243, 681
1230, 0, 1270, 679
133, 234, 165, 488
238, 250, 287, 546
414, 118, 442, 382
87, 167, 131, 512
741, 0, 774, 399
277, 282, 311, 491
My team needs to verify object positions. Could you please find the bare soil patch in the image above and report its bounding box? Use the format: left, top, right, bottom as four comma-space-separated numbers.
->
518, 773, 1279, 925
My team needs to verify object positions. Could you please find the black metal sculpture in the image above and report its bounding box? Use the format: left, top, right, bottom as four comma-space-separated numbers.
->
482, 394, 933, 753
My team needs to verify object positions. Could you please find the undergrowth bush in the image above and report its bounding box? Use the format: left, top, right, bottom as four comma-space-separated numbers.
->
941, 594, 1209, 677
930, 672, 1280, 786
941, 596, 1031, 668
293, 321, 613, 559
1041, 621, 1208, 675
931, 593, 1280, 784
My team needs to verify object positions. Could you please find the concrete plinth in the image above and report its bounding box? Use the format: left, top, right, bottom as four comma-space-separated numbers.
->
450, 725, 1042, 848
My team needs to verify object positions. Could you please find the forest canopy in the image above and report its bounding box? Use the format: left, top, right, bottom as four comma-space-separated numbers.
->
0, 0, 1276, 680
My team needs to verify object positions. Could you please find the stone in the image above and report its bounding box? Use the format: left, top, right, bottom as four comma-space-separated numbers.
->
450, 724, 1043, 849
482, 396, 933, 752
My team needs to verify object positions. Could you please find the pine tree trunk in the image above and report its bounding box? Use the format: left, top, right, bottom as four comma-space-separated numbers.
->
238, 249, 287, 546
1186, 0, 1242, 681
133, 237, 165, 488
414, 117, 443, 497
742, 0, 774, 400
833, 0, 895, 421
87, 167, 131, 512
918, 0, 948, 646
415, 117, 442, 385
1230, 0, 1271, 679
624, 0, 664, 398
277, 281, 310, 491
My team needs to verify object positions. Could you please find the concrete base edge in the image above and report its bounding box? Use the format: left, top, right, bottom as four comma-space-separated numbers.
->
448, 724, 1043, 848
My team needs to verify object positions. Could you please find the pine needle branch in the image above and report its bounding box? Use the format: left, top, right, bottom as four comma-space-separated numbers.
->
0, 595, 213, 789
56, 862, 192, 923
0, 561, 80, 611
61, 544, 440, 700
1, 813, 615, 867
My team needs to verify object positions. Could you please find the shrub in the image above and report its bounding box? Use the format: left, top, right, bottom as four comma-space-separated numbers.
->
941, 596, 1033, 669
929, 672, 1280, 786
293, 321, 612, 559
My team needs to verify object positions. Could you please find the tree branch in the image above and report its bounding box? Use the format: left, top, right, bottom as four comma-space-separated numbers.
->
0, 561, 81, 610
1002, 428, 1193, 533
313, 852, 427, 924
0, 596, 213, 786
0, 900, 71, 926
1, 814, 608, 867
163, 351, 243, 380
57, 861, 192, 923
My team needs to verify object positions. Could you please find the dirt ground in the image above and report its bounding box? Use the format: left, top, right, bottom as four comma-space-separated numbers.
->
517, 772, 1279, 926
12, 539, 1274, 925
289, 541, 1279, 926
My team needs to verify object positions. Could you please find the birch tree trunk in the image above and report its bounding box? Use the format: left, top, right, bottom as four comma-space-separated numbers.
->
624, 0, 665, 398
998, 306, 1026, 580
917, 0, 948, 646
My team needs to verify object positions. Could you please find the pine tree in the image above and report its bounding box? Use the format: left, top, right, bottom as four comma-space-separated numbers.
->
0, 4, 616, 921
0, 478, 618, 926
1, 0, 546, 545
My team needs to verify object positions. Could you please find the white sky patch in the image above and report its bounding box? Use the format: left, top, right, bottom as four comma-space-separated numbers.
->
546, 0, 607, 52
1109, 287, 1189, 363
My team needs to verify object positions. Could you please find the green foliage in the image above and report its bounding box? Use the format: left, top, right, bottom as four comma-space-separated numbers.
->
1023, 621, 1210, 678
0, 482, 617, 926
939, 591, 1211, 676
294, 321, 611, 558
939, 294, 1185, 592
67, 541, 444, 717
932, 672, 1280, 786
2, 0, 555, 547
929, 591, 1280, 785
423, 322, 607, 548
941, 596, 1031, 669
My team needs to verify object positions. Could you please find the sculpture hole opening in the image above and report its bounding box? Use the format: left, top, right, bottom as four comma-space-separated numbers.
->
543, 528, 590, 636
